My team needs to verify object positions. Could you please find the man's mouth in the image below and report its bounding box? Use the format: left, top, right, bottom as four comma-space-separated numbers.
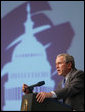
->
57, 69, 60, 72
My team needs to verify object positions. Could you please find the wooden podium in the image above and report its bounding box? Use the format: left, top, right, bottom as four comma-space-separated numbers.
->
20, 93, 72, 111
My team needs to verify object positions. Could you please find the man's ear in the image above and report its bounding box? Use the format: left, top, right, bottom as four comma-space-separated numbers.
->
68, 62, 72, 69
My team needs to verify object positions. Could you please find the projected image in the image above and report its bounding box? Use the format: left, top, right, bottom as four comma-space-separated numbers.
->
1, 1, 74, 110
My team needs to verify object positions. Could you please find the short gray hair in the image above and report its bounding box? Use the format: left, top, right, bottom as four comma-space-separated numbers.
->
57, 53, 75, 68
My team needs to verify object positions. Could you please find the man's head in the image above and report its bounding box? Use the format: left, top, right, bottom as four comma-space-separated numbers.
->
56, 53, 75, 77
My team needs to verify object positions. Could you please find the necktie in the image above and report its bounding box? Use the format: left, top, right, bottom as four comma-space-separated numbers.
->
59, 78, 66, 103
62, 78, 66, 88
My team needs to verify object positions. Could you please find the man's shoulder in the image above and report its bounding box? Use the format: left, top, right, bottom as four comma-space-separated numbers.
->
71, 68, 84, 78
72, 68, 84, 73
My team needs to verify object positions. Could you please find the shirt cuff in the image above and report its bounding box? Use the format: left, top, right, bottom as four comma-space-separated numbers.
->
50, 91, 57, 98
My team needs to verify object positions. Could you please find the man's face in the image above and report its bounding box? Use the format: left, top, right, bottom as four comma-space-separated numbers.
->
56, 56, 71, 76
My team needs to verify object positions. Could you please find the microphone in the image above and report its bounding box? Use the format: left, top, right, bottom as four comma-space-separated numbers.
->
28, 81, 45, 88
26, 81, 45, 93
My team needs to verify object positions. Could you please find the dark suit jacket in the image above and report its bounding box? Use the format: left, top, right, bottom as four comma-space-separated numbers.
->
54, 68, 84, 111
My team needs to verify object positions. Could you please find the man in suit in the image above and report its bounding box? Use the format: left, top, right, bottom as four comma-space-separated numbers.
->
22, 53, 84, 111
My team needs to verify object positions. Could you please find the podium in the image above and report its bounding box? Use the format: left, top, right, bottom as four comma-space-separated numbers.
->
20, 93, 72, 111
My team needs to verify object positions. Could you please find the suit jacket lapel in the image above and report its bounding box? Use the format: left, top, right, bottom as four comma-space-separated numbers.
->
65, 68, 77, 87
